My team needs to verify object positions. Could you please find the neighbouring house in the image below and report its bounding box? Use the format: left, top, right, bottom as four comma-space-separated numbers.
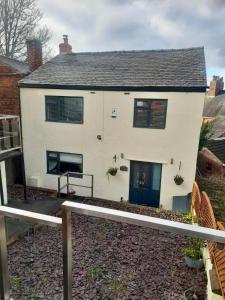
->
18, 36, 207, 209
0, 39, 42, 191
201, 76, 225, 177
207, 138, 225, 165
197, 147, 225, 177
204, 76, 225, 139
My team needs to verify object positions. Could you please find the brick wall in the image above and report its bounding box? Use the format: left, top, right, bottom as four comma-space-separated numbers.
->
0, 66, 23, 115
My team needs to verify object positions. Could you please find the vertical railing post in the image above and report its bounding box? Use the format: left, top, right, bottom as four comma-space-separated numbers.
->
0, 215, 10, 300
66, 173, 69, 196
62, 208, 72, 300
91, 175, 94, 198
21, 154, 28, 203
58, 177, 60, 197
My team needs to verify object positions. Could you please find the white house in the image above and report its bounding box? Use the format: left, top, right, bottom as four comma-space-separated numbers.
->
19, 36, 207, 210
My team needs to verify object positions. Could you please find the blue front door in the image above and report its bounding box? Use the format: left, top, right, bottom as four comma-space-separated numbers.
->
129, 161, 161, 207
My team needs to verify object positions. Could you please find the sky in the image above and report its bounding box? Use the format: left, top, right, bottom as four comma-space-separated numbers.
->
38, 0, 225, 83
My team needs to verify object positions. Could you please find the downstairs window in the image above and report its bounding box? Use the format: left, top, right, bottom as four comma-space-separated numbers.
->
47, 151, 83, 177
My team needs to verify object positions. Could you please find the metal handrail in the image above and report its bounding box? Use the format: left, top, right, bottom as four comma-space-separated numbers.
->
0, 115, 19, 120
61, 201, 225, 300
0, 206, 62, 300
58, 172, 94, 198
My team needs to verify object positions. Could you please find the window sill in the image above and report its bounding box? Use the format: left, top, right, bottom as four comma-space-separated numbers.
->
45, 120, 84, 125
133, 126, 166, 129
47, 172, 83, 179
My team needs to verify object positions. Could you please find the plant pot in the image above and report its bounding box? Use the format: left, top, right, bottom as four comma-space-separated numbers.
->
184, 256, 203, 269
184, 288, 199, 300
106, 167, 118, 177
174, 175, 184, 185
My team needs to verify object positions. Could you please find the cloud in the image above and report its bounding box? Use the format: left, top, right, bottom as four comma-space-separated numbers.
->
38, 0, 225, 79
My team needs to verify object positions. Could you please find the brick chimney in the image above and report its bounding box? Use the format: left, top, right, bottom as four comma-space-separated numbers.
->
59, 35, 72, 54
26, 39, 43, 72
208, 76, 224, 97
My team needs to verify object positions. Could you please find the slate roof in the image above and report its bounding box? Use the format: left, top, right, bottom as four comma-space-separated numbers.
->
204, 94, 225, 117
0, 55, 30, 75
19, 47, 206, 90
207, 139, 225, 164
203, 94, 225, 138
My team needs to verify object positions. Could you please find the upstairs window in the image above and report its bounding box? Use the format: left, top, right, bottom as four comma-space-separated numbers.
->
47, 151, 83, 177
45, 96, 83, 124
133, 99, 167, 129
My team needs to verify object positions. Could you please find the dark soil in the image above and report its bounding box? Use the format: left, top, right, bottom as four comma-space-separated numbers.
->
7, 187, 207, 299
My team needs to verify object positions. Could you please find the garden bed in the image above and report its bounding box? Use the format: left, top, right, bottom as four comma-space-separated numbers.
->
7, 186, 206, 299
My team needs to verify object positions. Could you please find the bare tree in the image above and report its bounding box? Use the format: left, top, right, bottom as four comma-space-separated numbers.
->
0, 0, 52, 60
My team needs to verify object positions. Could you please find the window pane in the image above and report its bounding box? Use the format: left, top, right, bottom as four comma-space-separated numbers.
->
152, 164, 161, 191
59, 153, 83, 176
59, 161, 82, 174
136, 100, 149, 108
46, 97, 58, 121
135, 109, 148, 127
150, 100, 167, 128
47, 152, 58, 174
60, 153, 82, 164
48, 152, 58, 159
60, 97, 83, 123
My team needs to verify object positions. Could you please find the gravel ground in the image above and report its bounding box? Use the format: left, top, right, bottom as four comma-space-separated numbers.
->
7, 187, 207, 299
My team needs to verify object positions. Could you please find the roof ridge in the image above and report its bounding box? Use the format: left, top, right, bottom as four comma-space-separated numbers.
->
0, 54, 27, 65
60, 46, 204, 56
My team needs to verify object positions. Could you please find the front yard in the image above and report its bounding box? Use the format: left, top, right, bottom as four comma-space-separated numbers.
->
7, 188, 206, 299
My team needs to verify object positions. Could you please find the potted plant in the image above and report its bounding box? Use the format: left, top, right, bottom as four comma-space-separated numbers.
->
182, 237, 203, 269
68, 189, 76, 199
184, 288, 200, 300
174, 174, 184, 185
106, 167, 118, 179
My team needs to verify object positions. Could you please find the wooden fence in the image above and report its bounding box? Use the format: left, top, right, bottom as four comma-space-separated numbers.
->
192, 182, 225, 298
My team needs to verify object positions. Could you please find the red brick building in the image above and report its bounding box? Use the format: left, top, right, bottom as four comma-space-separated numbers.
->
0, 39, 42, 115
0, 40, 42, 188
0, 56, 29, 115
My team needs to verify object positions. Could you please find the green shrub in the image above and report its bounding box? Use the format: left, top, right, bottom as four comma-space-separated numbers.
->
182, 237, 203, 260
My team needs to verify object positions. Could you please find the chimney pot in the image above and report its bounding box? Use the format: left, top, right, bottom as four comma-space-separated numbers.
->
59, 35, 72, 54
26, 39, 43, 72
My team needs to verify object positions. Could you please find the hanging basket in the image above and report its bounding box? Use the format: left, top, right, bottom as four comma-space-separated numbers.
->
106, 167, 118, 178
174, 174, 184, 185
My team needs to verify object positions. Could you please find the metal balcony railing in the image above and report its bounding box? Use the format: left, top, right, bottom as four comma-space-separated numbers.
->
0, 115, 21, 154
1, 202, 225, 299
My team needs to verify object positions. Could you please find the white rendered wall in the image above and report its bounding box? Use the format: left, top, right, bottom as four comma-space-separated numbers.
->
0, 161, 8, 205
20, 88, 205, 209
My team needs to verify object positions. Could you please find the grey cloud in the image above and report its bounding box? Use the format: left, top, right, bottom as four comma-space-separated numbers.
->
39, 0, 225, 71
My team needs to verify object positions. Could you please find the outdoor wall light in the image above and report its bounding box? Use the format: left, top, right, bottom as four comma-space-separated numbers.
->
97, 135, 102, 140
121, 153, 124, 159
170, 158, 174, 164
